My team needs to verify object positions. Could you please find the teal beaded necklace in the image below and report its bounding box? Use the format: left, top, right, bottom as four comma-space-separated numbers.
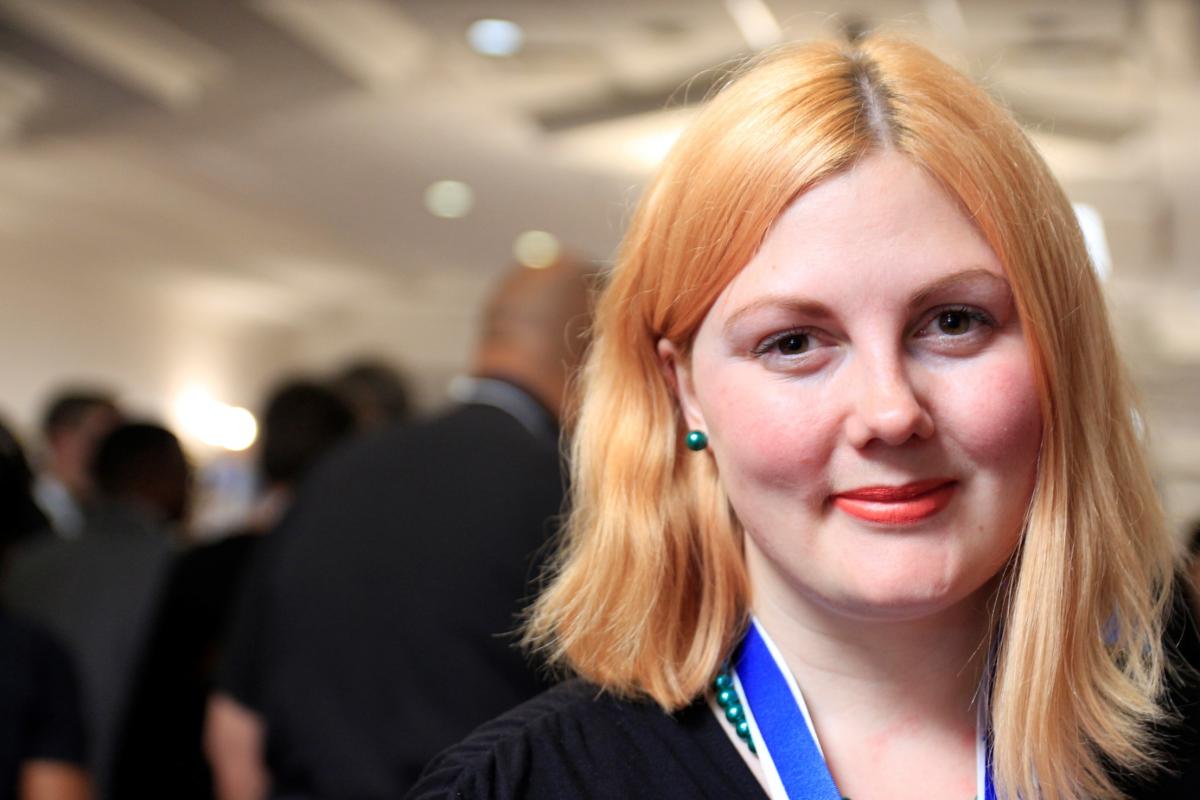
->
714, 669, 757, 754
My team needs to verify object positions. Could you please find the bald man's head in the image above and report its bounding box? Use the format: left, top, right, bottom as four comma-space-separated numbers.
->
473, 256, 595, 421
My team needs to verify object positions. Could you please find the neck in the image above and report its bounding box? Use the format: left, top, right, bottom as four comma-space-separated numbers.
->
752, 584, 992, 734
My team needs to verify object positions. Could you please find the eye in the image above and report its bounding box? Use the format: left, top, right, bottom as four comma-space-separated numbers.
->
936, 309, 973, 335
914, 305, 997, 344
753, 329, 815, 358
774, 333, 811, 355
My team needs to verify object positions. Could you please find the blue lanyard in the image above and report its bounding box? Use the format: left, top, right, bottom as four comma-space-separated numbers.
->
733, 619, 997, 800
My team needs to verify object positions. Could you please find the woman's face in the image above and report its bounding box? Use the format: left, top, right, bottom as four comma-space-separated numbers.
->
661, 152, 1042, 622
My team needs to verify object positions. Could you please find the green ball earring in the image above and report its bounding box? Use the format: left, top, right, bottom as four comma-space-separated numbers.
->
685, 430, 708, 452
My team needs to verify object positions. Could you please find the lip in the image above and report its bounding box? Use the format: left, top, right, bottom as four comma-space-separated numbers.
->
832, 479, 957, 525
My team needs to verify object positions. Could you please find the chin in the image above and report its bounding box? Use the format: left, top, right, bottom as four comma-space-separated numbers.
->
815, 570, 985, 623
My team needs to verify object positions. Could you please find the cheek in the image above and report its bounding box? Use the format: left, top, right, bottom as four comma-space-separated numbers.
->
936, 350, 1043, 475
697, 362, 835, 490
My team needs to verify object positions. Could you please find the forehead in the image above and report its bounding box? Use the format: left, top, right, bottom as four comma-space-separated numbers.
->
708, 152, 1003, 314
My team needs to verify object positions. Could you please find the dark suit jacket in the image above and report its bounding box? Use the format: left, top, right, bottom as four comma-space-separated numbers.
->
218, 394, 565, 798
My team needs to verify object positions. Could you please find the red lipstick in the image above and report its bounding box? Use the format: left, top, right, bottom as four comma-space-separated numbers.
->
833, 479, 957, 525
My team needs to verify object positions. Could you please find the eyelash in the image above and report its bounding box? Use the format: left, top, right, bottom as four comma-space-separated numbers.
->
917, 305, 997, 337
752, 328, 814, 357
751, 305, 998, 358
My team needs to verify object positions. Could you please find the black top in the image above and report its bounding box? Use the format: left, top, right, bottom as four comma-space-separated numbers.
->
0, 611, 87, 800
112, 533, 261, 799
218, 393, 565, 798
410, 679, 1200, 800
408, 679, 766, 800
409, 599, 1200, 800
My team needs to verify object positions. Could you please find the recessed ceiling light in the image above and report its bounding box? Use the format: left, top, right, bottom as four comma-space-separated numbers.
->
513, 230, 560, 269
424, 180, 474, 219
466, 18, 524, 57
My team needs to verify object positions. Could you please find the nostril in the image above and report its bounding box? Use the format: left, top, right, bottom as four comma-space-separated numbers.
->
846, 382, 934, 448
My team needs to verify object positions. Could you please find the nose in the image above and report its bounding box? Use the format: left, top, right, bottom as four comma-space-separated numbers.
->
843, 353, 935, 449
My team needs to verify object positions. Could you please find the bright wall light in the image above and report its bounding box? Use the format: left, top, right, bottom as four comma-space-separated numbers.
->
513, 230, 560, 269
466, 19, 523, 57
174, 387, 258, 451
627, 127, 685, 170
1072, 202, 1112, 281
424, 179, 474, 218
724, 0, 782, 50
551, 107, 695, 173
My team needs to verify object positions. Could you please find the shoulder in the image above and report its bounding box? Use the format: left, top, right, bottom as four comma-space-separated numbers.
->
408, 680, 626, 798
407, 679, 762, 800
309, 403, 550, 486
288, 405, 561, 526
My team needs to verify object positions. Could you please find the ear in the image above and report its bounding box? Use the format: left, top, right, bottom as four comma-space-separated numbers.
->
656, 338, 707, 434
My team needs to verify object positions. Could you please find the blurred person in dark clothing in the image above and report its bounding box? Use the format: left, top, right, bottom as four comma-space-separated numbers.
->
32, 390, 121, 538
245, 381, 360, 534
331, 359, 414, 432
206, 257, 593, 800
113, 381, 355, 800
3, 423, 189, 799
0, 418, 92, 800
1187, 520, 1200, 624
0, 422, 50, 548
0, 616, 90, 800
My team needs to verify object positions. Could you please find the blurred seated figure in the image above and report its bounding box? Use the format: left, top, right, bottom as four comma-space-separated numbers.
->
331, 359, 414, 433
32, 390, 121, 539
0, 418, 91, 800
112, 381, 355, 800
3, 423, 190, 800
206, 257, 592, 800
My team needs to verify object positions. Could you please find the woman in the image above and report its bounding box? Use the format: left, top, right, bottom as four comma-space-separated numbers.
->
408, 37, 1199, 800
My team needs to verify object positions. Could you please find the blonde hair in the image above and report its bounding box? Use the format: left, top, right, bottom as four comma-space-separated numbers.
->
527, 37, 1177, 800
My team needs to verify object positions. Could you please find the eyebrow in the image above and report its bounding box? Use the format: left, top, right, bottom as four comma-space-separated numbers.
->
906, 268, 1012, 310
722, 268, 1012, 336
722, 297, 834, 336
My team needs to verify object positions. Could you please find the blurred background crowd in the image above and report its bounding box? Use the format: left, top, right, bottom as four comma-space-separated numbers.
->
0, 1, 1197, 799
